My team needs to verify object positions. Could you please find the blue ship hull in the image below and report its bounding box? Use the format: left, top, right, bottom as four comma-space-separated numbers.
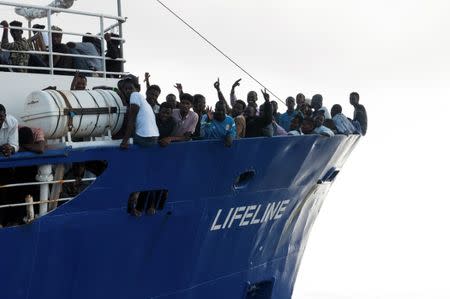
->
0, 135, 359, 299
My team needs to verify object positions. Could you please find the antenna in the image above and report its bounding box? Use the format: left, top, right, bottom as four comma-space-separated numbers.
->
156, 0, 285, 106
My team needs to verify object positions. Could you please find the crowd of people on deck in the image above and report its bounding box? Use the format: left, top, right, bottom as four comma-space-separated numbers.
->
115, 74, 367, 150
0, 20, 122, 76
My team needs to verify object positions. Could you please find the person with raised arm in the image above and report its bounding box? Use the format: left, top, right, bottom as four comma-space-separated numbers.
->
171, 84, 198, 137
230, 78, 241, 107
1, 20, 36, 72
213, 78, 231, 114
144, 72, 161, 114
244, 89, 273, 138
200, 102, 236, 147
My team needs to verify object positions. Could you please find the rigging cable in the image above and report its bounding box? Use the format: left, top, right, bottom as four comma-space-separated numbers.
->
156, 0, 285, 105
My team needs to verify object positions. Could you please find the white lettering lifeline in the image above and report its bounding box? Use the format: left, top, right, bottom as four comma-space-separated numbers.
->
210, 200, 290, 231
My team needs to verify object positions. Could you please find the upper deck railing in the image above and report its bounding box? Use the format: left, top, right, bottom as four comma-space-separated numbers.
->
0, 0, 128, 77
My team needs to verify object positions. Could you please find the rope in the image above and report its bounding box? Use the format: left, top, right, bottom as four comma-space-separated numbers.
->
156, 0, 285, 106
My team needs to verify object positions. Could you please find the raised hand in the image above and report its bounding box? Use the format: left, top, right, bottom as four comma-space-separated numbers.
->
144, 72, 150, 84
174, 83, 183, 91
214, 78, 220, 91
206, 106, 214, 121
261, 89, 270, 102
1, 20, 8, 29
232, 79, 241, 89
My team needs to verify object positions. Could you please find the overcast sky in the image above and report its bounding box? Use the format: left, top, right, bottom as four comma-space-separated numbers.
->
4, 1, 450, 298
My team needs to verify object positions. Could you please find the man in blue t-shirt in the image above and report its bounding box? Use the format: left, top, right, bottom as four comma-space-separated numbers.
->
200, 102, 236, 147
279, 97, 297, 132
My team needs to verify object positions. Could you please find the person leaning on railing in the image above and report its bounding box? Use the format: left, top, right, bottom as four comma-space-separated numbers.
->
0, 104, 18, 157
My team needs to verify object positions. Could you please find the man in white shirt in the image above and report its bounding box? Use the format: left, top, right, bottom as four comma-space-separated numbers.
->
0, 104, 18, 157
119, 77, 159, 149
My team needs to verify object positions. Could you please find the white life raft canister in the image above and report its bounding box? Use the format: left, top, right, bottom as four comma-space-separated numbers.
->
21, 89, 126, 139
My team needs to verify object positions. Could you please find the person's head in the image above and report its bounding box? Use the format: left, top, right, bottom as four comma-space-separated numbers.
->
232, 100, 246, 117
158, 102, 173, 122
146, 85, 161, 106
286, 97, 295, 111
244, 105, 256, 118
165, 94, 177, 109
0, 104, 6, 129
259, 103, 265, 113
290, 114, 303, 131
311, 94, 323, 110
296, 93, 305, 107
121, 79, 138, 100
9, 21, 23, 41
301, 103, 312, 117
51, 26, 63, 45
324, 119, 336, 131
331, 104, 342, 118
213, 101, 227, 122
301, 117, 315, 134
32, 24, 45, 35
19, 126, 34, 146
193, 94, 206, 114
271, 101, 278, 115
314, 114, 325, 128
179, 93, 194, 114
350, 92, 360, 106
74, 74, 87, 90
118, 74, 140, 99
247, 91, 258, 105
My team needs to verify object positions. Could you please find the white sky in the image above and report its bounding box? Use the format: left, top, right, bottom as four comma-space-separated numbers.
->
4, 1, 450, 298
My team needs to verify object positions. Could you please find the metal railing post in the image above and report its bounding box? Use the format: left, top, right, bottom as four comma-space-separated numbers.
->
100, 15, 106, 78
47, 9, 54, 75
117, 0, 124, 73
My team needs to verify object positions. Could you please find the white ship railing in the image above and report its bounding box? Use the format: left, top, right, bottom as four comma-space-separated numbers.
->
0, 177, 96, 224
0, 0, 127, 77
0, 177, 96, 190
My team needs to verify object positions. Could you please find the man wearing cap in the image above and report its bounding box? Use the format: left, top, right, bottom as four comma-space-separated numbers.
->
1, 20, 33, 72
0, 104, 18, 157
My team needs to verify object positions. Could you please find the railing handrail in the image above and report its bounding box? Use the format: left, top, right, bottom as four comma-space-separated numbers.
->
0, 64, 129, 76
1, 48, 127, 62
0, 197, 72, 209
0, 0, 126, 22
0, 177, 96, 190
1, 25, 125, 42
0, 1, 126, 77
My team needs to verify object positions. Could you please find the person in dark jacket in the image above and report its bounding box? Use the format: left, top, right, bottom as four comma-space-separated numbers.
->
244, 89, 273, 137
105, 33, 121, 77
349, 92, 368, 136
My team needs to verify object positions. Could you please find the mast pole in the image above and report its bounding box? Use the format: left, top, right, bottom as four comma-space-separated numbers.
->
117, 0, 124, 73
